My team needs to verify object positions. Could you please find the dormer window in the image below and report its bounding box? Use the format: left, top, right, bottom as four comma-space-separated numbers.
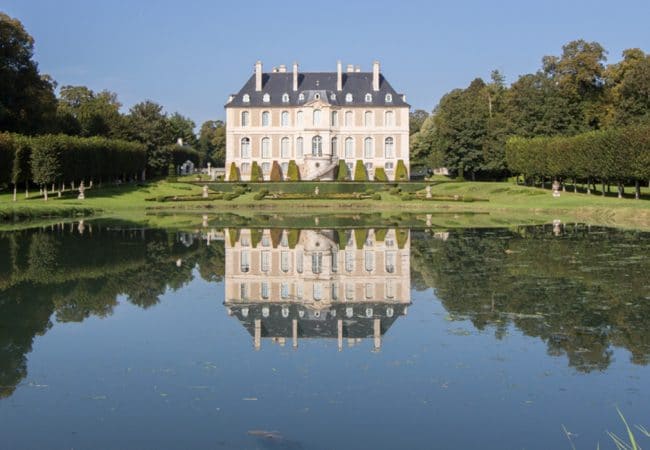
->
262, 93, 270, 102
298, 93, 305, 101
330, 93, 336, 101
385, 93, 392, 102
345, 93, 353, 102
315, 93, 320, 100
282, 93, 289, 103
365, 93, 372, 102
242, 94, 250, 103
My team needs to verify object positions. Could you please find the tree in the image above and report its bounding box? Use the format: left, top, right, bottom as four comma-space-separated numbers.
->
198, 120, 226, 166
374, 167, 387, 181
270, 161, 282, 181
30, 135, 62, 200
228, 162, 240, 181
604, 48, 650, 126
336, 159, 349, 181
395, 159, 409, 181
353, 160, 367, 181
287, 160, 300, 181
168, 112, 197, 147
56, 86, 122, 137
0, 13, 57, 134
409, 110, 429, 135
250, 161, 263, 181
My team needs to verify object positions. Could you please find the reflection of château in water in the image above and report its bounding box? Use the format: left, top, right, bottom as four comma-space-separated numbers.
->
224, 228, 411, 351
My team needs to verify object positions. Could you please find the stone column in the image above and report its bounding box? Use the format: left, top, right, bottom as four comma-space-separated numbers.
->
337, 319, 343, 352
254, 319, 261, 351
292, 319, 298, 349
373, 318, 381, 351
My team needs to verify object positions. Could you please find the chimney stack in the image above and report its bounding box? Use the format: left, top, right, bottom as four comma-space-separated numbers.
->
278, 64, 287, 73
347, 64, 354, 73
293, 62, 299, 91
337, 60, 342, 91
372, 60, 380, 91
255, 60, 263, 92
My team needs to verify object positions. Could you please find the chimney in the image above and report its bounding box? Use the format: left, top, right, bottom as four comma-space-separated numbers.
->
337, 60, 343, 91
292, 62, 299, 91
278, 64, 287, 73
355, 65, 361, 73
372, 60, 380, 91
347, 64, 354, 73
255, 60, 263, 92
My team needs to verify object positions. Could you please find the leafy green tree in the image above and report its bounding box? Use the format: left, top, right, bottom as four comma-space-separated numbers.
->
604, 48, 650, 126
409, 109, 429, 134
374, 167, 387, 181
336, 160, 349, 181
287, 160, 300, 181
228, 162, 240, 181
30, 135, 62, 200
0, 13, 57, 134
353, 160, 366, 181
57, 86, 122, 137
168, 112, 197, 147
250, 161, 263, 181
198, 120, 226, 166
395, 159, 408, 181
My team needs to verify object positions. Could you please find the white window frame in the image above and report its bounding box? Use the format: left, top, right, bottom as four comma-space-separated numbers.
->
241, 111, 249, 127
385, 137, 395, 158
281, 111, 289, 127
364, 137, 373, 159
281, 137, 290, 158
240, 137, 251, 159
262, 137, 271, 159
262, 111, 270, 127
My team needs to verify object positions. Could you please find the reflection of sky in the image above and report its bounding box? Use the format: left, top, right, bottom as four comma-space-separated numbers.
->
2, 270, 648, 449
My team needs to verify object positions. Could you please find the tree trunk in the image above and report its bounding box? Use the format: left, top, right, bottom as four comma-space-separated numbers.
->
13, 185, 17, 202
51, 183, 55, 193
635, 180, 640, 200
471, 171, 476, 181
602, 180, 606, 197
607, 183, 611, 193
43, 186, 48, 201
25, 181, 29, 198
72, 180, 75, 190
617, 182, 623, 199
574, 178, 578, 193
586, 178, 591, 195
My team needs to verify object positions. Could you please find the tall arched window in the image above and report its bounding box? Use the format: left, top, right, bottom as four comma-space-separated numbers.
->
313, 109, 321, 126
262, 111, 270, 126
331, 137, 338, 155
345, 137, 354, 158
241, 111, 249, 127
312, 136, 322, 156
281, 111, 289, 126
345, 111, 353, 127
281, 137, 290, 158
240, 138, 251, 158
364, 137, 373, 158
331, 111, 338, 127
262, 137, 271, 158
364, 111, 373, 127
385, 111, 394, 127
296, 137, 304, 158
385, 137, 394, 158
296, 110, 303, 126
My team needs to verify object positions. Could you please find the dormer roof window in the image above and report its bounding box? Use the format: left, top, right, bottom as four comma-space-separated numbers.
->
263, 93, 270, 102
242, 94, 250, 103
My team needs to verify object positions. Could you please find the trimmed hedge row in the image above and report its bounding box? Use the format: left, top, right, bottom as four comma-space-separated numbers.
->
506, 124, 650, 198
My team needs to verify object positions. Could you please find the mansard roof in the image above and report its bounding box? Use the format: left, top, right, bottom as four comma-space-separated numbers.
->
226, 72, 409, 108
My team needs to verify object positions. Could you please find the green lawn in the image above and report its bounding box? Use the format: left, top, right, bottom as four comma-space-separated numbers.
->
1, 179, 649, 230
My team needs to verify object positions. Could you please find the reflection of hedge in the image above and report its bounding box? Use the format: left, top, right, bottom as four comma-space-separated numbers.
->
354, 229, 368, 250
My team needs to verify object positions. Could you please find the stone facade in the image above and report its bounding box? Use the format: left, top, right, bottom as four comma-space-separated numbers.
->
224, 228, 411, 351
225, 61, 410, 181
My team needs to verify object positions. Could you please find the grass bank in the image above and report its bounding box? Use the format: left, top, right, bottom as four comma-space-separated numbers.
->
0, 179, 648, 230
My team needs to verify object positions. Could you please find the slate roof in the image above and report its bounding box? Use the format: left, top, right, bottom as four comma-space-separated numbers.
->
226, 72, 410, 108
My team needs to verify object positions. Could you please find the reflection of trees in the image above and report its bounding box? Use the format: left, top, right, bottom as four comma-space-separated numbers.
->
411, 226, 650, 372
0, 225, 225, 399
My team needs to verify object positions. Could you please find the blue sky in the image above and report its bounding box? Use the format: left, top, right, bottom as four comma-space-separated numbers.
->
4, 0, 650, 127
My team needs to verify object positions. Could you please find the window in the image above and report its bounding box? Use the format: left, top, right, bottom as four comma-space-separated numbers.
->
365, 93, 372, 102
281, 233, 288, 247
312, 252, 322, 274
364, 111, 373, 127
385, 251, 396, 273
296, 283, 303, 299
330, 93, 336, 101
241, 250, 250, 273
313, 283, 323, 301
331, 137, 338, 155
345, 250, 354, 272
262, 111, 270, 126
240, 138, 251, 158
365, 162, 373, 172
346, 162, 353, 174
281, 137, 290, 158
385, 162, 394, 170
241, 162, 250, 173
365, 283, 374, 299
346, 283, 355, 300
385, 93, 393, 102
261, 281, 269, 299
261, 251, 270, 273
385, 137, 394, 158
296, 251, 303, 273
345, 111, 352, 127
345, 138, 354, 159
298, 93, 305, 101
281, 111, 289, 126
312, 136, 322, 156
331, 249, 338, 272
314, 93, 320, 100
313, 109, 321, 126
261, 137, 271, 159
331, 111, 338, 127
345, 93, 353, 102
297, 110, 303, 126
281, 162, 288, 175
364, 137, 373, 158
262, 236, 270, 247
262, 93, 270, 102
296, 137, 303, 158
282, 93, 289, 103
262, 162, 270, 174
365, 250, 374, 272
241, 111, 249, 127
242, 94, 250, 103
386, 280, 395, 299
240, 283, 249, 300
385, 110, 394, 126
281, 251, 290, 272
331, 282, 339, 300
281, 283, 289, 299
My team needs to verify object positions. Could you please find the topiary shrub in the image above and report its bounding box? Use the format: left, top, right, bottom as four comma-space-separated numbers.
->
228, 162, 240, 181
374, 167, 387, 181
287, 160, 301, 181
270, 161, 283, 181
354, 229, 368, 249
354, 160, 367, 181
250, 161, 263, 182
395, 160, 408, 181
253, 189, 268, 200
336, 160, 349, 181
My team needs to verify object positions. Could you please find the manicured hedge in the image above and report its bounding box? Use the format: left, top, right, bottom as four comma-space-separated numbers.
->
354, 160, 367, 181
